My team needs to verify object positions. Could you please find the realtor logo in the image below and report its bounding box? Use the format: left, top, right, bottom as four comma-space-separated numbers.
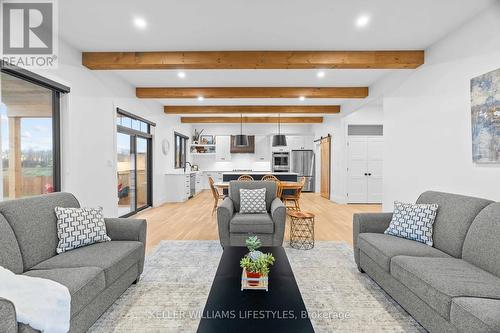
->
0, 0, 58, 68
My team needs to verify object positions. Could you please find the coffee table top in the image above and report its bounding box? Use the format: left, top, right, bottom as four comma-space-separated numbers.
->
197, 246, 314, 333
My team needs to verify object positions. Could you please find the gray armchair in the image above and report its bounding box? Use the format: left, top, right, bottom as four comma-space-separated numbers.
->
217, 181, 286, 247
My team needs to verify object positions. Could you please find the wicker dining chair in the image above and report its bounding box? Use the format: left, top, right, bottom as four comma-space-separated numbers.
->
262, 174, 279, 182
209, 176, 225, 215
237, 174, 254, 181
262, 174, 280, 196
282, 177, 306, 211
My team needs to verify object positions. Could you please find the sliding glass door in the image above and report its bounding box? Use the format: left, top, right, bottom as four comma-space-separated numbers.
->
0, 63, 69, 200
116, 109, 154, 217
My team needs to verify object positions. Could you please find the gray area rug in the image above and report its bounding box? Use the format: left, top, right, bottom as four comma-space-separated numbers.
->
88, 241, 425, 332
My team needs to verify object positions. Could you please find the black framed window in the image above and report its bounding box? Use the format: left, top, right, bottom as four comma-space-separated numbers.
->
0, 61, 69, 200
116, 108, 155, 217
174, 132, 188, 169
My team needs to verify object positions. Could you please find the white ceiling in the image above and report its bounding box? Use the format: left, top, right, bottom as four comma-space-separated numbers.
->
60, 0, 494, 51
115, 69, 394, 87
59, 0, 496, 112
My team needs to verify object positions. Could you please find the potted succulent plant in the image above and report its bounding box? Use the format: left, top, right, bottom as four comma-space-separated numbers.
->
240, 236, 275, 286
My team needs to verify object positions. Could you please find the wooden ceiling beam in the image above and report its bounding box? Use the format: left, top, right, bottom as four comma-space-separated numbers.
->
137, 87, 368, 99
164, 105, 340, 114
82, 50, 424, 70
180, 116, 323, 124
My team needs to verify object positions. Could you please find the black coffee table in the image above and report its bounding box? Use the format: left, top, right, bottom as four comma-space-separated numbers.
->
197, 246, 315, 333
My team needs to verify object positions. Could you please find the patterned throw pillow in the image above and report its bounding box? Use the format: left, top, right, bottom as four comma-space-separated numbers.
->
240, 188, 267, 214
54, 207, 111, 253
384, 201, 439, 246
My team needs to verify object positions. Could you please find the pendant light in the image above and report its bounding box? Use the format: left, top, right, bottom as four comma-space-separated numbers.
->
272, 113, 287, 147
234, 114, 249, 147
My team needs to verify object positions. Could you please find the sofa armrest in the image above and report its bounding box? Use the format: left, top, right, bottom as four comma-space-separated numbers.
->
0, 297, 18, 333
217, 197, 235, 247
352, 212, 393, 269
271, 198, 286, 246
104, 218, 147, 244
270, 197, 285, 223
105, 218, 147, 277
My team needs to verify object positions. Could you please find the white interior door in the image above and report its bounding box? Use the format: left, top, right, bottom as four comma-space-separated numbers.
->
347, 137, 369, 203
367, 138, 383, 203
347, 136, 383, 203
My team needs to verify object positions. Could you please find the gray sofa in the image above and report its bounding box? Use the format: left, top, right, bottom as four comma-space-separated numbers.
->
0, 192, 146, 333
217, 180, 286, 247
353, 191, 500, 333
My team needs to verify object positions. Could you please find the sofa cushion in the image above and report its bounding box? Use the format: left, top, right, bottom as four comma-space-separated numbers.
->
358, 233, 450, 272
32, 241, 143, 286
229, 181, 276, 212
391, 256, 500, 320
230, 213, 274, 234
55, 207, 111, 253
239, 188, 267, 214
24, 267, 105, 317
450, 297, 500, 333
416, 191, 493, 258
384, 201, 438, 246
0, 193, 80, 271
462, 203, 500, 278
0, 214, 23, 274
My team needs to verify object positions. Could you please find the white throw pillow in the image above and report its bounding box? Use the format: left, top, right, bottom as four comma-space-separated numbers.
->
384, 201, 439, 246
54, 207, 111, 253
239, 188, 267, 214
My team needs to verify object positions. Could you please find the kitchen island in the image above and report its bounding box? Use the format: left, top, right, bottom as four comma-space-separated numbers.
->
222, 171, 298, 182
221, 171, 298, 195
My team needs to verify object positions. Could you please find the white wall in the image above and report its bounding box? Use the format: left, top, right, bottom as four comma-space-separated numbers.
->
191, 123, 314, 171
34, 39, 191, 216
313, 106, 384, 203
380, 2, 500, 209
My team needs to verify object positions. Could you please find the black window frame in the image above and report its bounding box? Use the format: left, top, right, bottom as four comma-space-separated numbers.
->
174, 132, 189, 169
116, 108, 155, 217
0, 61, 70, 194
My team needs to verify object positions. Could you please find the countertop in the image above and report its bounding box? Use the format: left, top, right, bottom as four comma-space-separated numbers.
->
166, 170, 299, 175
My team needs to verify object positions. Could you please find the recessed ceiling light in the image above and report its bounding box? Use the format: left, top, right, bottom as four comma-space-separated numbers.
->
177, 71, 186, 79
299, 96, 306, 101
317, 71, 325, 78
355, 15, 371, 28
133, 17, 147, 30
197, 96, 204, 101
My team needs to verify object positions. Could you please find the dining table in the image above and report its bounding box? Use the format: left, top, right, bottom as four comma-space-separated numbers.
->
215, 180, 303, 198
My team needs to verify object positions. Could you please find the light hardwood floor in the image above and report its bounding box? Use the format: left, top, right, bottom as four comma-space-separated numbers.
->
136, 190, 381, 253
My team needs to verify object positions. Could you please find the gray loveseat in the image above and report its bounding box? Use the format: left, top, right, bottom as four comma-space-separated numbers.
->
0, 192, 146, 333
217, 180, 286, 247
353, 191, 500, 333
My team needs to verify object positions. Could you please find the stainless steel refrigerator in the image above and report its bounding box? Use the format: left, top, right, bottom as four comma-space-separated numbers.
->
291, 150, 315, 192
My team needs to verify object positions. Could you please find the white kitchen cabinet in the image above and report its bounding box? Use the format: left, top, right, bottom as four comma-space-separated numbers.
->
165, 173, 192, 202
302, 136, 315, 150
195, 172, 204, 193
287, 136, 302, 151
215, 136, 231, 161
288, 135, 314, 150
254, 135, 270, 161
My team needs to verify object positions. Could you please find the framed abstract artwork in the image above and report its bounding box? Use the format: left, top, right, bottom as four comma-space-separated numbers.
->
471, 68, 500, 163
